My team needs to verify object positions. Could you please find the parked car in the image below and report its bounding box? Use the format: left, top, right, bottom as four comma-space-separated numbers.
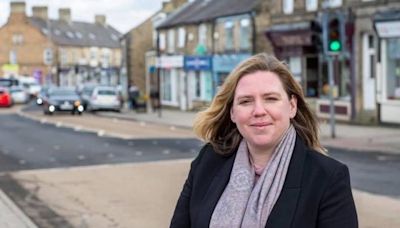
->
79, 85, 96, 109
0, 87, 13, 107
36, 86, 52, 105
43, 87, 84, 115
86, 86, 121, 112
9, 86, 29, 104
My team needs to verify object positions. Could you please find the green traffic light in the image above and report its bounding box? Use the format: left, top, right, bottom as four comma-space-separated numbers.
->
329, 40, 341, 52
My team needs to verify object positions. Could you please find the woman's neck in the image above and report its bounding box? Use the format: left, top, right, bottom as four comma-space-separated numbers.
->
247, 144, 274, 168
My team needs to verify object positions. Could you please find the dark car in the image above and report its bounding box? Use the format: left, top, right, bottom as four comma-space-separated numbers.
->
43, 87, 84, 115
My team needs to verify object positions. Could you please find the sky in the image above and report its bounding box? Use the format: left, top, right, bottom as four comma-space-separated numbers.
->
0, 0, 165, 34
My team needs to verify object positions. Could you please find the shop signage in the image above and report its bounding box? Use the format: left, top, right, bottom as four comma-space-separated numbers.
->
375, 21, 400, 38
184, 56, 212, 71
156, 56, 184, 68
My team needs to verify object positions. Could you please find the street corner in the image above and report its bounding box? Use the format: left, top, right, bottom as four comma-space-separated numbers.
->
0, 173, 72, 228
6, 160, 192, 228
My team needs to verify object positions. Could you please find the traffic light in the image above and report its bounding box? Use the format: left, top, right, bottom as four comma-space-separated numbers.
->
328, 18, 341, 52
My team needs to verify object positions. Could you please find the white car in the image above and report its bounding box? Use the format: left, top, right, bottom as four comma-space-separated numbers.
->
87, 86, 121, 112
9, 86, 29, 104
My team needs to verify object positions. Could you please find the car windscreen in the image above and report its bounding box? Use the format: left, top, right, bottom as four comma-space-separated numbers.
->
49, 89, 77, 97
98, 90, 116, 95
10, 88, 23, 93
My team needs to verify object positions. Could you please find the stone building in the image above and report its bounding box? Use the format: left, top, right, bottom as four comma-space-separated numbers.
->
0, 1, 122, 87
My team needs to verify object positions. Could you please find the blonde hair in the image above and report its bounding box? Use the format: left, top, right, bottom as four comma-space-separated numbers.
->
193, 53, 324, 155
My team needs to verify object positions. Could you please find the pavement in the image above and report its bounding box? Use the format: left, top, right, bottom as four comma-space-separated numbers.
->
0, 105, 400, 227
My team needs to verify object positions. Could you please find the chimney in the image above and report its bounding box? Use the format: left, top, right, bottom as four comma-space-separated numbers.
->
32, 6, 48, 20
95, 15, 106, 26
162, 2, 174, 13
59, 8, 71, 23
8, 1, 27, 22
10, 1, 26, 14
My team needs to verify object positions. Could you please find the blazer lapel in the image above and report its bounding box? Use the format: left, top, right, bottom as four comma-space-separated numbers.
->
265, 136, 307, 228
195, 153, 235, 228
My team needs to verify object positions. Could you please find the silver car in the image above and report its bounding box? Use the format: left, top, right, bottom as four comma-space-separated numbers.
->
86, 86, 121, 112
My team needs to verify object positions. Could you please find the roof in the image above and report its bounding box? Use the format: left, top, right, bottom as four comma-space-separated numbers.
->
29, 17, 122, 48
157, 0, 259, 29
374, 9, 400, 22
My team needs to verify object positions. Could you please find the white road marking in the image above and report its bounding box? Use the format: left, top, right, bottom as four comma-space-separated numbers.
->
97, 130, 105, 136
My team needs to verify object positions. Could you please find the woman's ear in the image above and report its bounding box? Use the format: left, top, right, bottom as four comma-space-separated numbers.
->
230, 107, 236, 123
289, 95, 298, 119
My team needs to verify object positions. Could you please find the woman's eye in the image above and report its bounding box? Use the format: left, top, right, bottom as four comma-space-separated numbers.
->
266, 97, 278, 101
239, 100, 250, 104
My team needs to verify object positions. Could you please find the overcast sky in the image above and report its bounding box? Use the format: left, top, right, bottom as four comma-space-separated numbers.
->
0, 0, 165, 34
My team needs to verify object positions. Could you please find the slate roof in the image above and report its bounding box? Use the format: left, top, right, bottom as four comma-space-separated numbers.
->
374, 9, 400, 22
29, 17, 122, 48
157, 0, 259, 29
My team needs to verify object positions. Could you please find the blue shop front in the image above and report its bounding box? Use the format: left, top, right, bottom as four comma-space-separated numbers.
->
184, 56, 213, 110
212, 53, 251, 95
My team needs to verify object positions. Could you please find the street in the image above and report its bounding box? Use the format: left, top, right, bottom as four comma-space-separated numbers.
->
0, 105, 399, 227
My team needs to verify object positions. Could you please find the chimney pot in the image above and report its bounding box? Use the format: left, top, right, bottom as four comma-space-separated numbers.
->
32, 6, 48, 20
59, 8, 71, 23
95, 15, 106, 26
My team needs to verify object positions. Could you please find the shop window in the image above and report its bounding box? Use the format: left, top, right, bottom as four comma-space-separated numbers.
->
225, 20, 234, 50
283, 0, 294, 14
386, 38, 400, 100
288, 57, 302, 83
240, 18, 251, 49
195, 72, 201, 98
162, 70, 172, 101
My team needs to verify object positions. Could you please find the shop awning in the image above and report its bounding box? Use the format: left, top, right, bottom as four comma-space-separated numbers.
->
265, 21, 321, 58
374, 10, 400, 38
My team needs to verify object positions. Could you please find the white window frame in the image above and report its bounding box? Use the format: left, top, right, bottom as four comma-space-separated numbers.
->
283, 0, 294, 14
178, 27, 186, 48
326, 0, 342, 8
240, 18, 251, 49
306, 0, 318, 12
159, 33, 166, 51
224, 20, 234, 50
168, 29, 175, 53
198, 23, 207, 45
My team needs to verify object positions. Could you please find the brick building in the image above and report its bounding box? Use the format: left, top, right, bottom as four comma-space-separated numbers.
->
0, 1, 122, 87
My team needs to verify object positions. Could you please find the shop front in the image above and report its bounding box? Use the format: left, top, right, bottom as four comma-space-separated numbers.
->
156, 55, 184, 109
374, 10, 400, 124
184, 56, 213, 110
266, 21, 322, 98
212, 53, 251, 95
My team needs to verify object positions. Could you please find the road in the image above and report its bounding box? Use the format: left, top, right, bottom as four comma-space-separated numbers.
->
0, 113, 201, 172
0, 107, 399, 199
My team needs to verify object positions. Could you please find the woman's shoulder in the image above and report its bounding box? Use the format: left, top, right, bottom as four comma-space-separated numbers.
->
304, 147, 348, 178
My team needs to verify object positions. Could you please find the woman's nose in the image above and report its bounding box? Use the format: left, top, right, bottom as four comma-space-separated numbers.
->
252, 100, 266, 116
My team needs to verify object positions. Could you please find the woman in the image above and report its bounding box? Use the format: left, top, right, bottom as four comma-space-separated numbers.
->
170, 53, 358, 228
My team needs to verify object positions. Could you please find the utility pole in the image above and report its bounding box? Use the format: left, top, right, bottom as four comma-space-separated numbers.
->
327, 54, 336, 138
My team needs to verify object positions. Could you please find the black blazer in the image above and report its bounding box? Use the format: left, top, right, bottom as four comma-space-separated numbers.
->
170, 136, 358, 228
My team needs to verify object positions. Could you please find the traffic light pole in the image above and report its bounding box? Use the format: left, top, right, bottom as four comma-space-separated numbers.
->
327, 54, 336, 138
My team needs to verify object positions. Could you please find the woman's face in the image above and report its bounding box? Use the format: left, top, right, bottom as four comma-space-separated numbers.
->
230, 71, 297, 153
